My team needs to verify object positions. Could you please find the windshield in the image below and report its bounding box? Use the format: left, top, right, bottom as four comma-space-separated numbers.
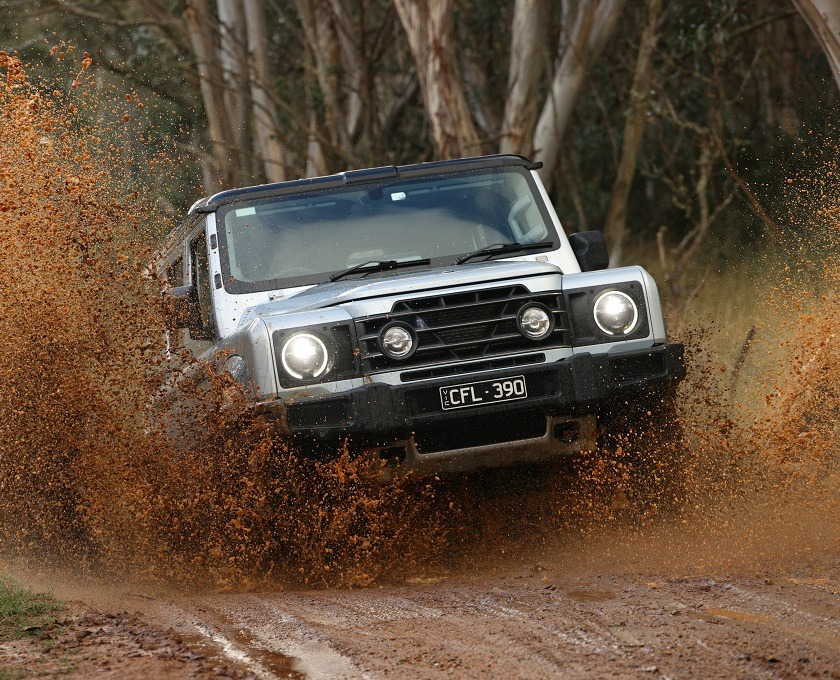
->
216, 166, 558, 293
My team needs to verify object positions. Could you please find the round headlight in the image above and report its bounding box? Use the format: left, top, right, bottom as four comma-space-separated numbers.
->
593, 291, 638, 336
379, 323, 415, 359
517, 304, 553, 340
281, 333, 332, 380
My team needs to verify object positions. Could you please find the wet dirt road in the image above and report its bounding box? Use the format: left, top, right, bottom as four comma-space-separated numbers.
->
144, 558, 840, 680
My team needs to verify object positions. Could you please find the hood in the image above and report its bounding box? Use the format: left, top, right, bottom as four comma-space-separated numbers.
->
245, 260, 562, 319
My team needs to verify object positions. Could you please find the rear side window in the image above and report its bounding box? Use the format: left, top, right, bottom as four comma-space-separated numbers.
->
189, 230, 214, 336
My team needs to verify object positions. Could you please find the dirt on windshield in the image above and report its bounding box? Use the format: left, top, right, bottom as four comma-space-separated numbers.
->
0, 52, 838, 679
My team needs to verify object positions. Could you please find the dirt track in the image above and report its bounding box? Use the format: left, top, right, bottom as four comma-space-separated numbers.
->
11, 537, 832, 680
155, 563, 840, 679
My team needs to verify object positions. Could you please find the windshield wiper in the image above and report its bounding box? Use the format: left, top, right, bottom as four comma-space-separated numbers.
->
454, 240, 554, 265
327, 258, 431, 283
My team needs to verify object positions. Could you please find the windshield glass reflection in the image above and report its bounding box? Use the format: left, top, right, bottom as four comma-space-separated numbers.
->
218, 167, 557, 292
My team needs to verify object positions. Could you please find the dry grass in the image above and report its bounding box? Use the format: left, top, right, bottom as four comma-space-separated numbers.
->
625, 235, 816, 421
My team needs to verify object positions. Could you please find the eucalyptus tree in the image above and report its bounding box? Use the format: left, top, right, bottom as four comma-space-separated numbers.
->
793, 0, 840, 91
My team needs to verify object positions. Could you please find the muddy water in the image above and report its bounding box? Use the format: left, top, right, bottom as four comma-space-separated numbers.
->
0, 53, 838, 596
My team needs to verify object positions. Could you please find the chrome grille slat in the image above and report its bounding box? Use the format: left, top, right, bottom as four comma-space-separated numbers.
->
355, 285, 569, 373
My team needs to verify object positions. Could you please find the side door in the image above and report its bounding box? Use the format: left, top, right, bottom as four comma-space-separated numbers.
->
185, 223, 217, 358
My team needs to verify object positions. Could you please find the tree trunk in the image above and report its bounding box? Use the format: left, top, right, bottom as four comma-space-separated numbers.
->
393, 0, 481, 159
792, 0, 840, 92
461, 46, 499, 148
243, 0, 286, 182
533, 0, 625, 189
305, 108, 329, 177
184, 0, 234, 191
294, 0, 351, 167
217, 0, 253, 183
327, 0, 366, 142
500, 0, 549, 156
604, 0, 661, 267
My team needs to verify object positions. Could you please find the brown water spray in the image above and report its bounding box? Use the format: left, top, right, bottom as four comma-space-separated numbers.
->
0, 53, 837, 590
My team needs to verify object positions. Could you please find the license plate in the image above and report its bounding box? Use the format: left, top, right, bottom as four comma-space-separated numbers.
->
439, 376, 527, 411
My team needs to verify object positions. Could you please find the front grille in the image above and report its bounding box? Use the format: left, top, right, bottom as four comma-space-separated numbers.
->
355, 286, 569, 373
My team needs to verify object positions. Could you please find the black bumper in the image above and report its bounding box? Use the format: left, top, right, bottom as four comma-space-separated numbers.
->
261, 343, 685, 436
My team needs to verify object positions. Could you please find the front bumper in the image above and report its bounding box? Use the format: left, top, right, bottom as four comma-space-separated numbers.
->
256, 343, 685, 437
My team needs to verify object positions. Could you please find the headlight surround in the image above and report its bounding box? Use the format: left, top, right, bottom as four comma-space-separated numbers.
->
379, 322, 416, 359
593, 290, 638, 336
280, 332, 333, 380
517, 304, 554, 340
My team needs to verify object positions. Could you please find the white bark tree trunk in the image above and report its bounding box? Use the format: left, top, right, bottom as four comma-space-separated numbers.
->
500, 0, 549, 156
792, 0, 840, 91
294, 0, 352, 168
533, 0, 625, 188
243, 0, 286, 182
217, 0, 252, 181
305, 108, 328, 177
184, 0, 234, 190
393, 0, 481, 159
327, 0, 365, 141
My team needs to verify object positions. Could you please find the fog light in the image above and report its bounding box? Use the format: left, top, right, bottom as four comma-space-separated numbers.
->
224, 355, 248, 383
517, 304, 553, 340
593, 290, 638, 335
379, 323, 415, 359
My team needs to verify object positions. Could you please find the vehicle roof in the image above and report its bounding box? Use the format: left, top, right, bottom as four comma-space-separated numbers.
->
190, 153, 540, 214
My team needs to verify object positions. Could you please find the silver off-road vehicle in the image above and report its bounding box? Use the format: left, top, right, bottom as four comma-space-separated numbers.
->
158, 155, 684, 477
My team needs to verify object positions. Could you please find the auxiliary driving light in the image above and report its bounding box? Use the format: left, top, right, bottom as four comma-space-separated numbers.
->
517, 304, 553, 340
224, 354, 248, 383
379, 323, 416, 359
593, 290, 638, 336
281, 333, 332, 380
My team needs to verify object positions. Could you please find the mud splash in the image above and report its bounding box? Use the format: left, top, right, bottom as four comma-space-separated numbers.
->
0, 54, 837, 591
539, 140, 840, 578
0, 52, 446, 589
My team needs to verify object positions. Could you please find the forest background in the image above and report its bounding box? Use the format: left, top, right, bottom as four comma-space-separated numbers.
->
1, 0, 838, 336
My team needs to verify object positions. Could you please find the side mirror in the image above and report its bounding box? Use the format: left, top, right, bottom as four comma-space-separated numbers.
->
568, 231, 609, 271
163, 284, 202, 330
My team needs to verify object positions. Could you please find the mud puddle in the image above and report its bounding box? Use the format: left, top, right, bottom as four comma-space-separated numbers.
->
183, 616, 301, 679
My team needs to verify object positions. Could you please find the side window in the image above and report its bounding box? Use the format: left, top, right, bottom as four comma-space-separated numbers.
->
188, 230, 216, 343
506, 175, 549, 244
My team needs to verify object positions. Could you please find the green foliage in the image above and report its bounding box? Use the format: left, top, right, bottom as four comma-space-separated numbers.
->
0, 575, 61, 637
555, 0, 835, 247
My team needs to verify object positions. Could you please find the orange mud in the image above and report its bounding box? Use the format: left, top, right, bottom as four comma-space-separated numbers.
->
0, 54, 837, 594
